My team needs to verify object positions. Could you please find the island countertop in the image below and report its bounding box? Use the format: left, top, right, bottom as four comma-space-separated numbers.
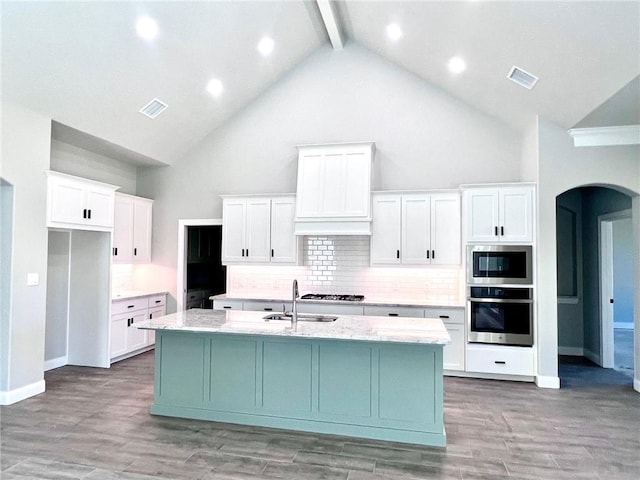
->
136, 308, 450, 345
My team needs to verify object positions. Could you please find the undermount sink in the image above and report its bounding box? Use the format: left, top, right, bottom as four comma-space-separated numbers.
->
263, 313, 337, 322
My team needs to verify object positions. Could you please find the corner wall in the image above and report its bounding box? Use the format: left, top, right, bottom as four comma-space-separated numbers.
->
0, 102, 51, 404
537, 116, 640, 389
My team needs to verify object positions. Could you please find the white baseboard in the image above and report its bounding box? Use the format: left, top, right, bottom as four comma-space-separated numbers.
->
584, 348, 600, 365
0, 379, 46, 405
536, 375, 560, 389
634, 378, 640, 393
558, 346, 584, 356
44, 355, 67, 372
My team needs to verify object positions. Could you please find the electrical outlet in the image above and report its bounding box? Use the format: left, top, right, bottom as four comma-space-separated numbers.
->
27, 273, 39, 286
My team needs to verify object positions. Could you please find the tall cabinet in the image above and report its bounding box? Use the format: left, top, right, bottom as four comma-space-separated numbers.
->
112, 193, 153, 263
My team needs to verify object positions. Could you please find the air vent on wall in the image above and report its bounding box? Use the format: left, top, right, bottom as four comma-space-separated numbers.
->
507, 66, 539, 90
139, 98, 168, 119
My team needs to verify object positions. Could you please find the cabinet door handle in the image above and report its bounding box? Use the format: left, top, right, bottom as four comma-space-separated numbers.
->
432, 250, 435, 259
246, 249, 249, 256
241, 249, 245, 257
494, 226, 498, 236
388, 313, 399, 317
114, 248, 118, 256
264, 307, 273, 311
501, 226, 504, 236
439, 315, 450, 319
127, 318, 132, 327
271, 249, 274, 257
149, 313, 152, 319
396, 250, 400, 259
83, 209, 87, 219
426, 250, 430, 259
134, 248, 137, 256
494, 360, 506, 365
88, 209, 91, 219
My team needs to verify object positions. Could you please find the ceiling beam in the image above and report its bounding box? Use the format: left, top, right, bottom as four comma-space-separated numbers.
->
316, 0, 343, 50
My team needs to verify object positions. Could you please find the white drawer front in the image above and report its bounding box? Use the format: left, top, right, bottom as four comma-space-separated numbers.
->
363, 305, 425, 318
424, 307, 464, 324
112, 297, 148, 315
297, 303, 364, 316
243, 300, 292, 313
466, 345, 534, 376
213, 299, 243, 310
148, 294, 166, 308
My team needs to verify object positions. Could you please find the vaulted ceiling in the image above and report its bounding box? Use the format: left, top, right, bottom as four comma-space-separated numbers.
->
2, 1, 638, 166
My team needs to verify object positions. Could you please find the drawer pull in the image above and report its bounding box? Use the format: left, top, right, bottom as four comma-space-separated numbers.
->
155, 300, 161, 304
264, 307, 273, 311
388, 313, 399, 317
494, 360, 506, 365
223, 306, 232, 309
439, 315, 450, 319
127, 305, 135, 309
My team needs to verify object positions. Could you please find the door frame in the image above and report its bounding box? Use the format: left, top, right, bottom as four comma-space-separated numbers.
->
598, 209, 632, 368
176, 219, 222, 312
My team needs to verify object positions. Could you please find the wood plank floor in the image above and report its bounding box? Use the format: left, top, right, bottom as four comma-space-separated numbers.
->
1, 352, 638, 479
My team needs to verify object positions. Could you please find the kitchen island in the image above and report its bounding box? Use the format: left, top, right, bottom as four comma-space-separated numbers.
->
136, 308, 450, 446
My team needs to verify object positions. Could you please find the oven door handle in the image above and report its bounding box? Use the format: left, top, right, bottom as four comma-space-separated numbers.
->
468, 298, 533, 304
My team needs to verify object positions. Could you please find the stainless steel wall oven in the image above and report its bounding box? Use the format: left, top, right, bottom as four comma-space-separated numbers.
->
467, 286, 533, 346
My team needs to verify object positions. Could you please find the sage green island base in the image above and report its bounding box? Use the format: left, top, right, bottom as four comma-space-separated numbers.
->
140, 309, 449, 447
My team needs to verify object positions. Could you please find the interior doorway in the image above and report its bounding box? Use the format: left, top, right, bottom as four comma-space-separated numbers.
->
176, 219, 225, 311
599, 210, 633, 375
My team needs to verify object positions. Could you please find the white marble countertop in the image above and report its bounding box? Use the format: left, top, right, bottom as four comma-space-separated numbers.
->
112, 290, 169, 301
135, 308, 451, 345
210, 293, 464, 309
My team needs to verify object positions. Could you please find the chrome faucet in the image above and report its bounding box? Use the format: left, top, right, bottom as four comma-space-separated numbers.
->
292, 279, 299, 327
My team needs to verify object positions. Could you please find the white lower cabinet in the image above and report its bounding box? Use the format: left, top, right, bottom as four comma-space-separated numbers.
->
466, 344, 534, 376
425, 307, 465, 372
110, 293, 166, 362
363, 305, 425, 318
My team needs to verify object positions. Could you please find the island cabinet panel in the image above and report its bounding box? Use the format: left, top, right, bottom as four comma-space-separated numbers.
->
156, 333, 206, 407
317, 343, 372, 418
208, 337, 257, 411
262, 341, 313, 414
151, 331, 446, 447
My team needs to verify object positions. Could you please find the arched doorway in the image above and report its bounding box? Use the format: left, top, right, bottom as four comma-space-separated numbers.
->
556, 185, 636, 387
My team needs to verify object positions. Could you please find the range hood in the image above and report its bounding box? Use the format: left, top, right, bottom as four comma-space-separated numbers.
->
294, 142, 375, 236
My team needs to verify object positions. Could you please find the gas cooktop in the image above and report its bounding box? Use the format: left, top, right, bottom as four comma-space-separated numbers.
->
300, 294, 365, 302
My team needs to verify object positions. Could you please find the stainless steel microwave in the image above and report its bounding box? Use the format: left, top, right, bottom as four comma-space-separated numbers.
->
467, 245, 533, 285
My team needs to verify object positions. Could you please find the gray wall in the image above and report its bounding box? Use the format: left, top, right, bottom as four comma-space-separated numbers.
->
581, 187, 632, 359
0, 180, 14, 392
50, 139, 137, 195
137, 43, 523, 311
613, 218, 634, 326
0, 102, 51, 398
45, 231, 70, 363
536, 115, 639, 387
556, 189, 583, 352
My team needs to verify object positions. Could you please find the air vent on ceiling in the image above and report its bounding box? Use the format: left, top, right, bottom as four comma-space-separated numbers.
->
139, 98, 168, 119
507, 66, 539, 90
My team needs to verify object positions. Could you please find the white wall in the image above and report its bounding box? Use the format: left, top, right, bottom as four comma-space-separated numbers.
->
137, 43, 523, 311
0, 102, 51, 404
50, 139, 137, 195
0, 180, 14, 392
537, 116, 640, 388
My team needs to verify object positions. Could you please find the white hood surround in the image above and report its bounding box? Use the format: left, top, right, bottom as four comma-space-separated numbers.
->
294, 142, 375, 236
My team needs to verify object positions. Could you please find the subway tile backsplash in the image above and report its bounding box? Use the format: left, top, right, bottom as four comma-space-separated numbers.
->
227, 236, 463, 305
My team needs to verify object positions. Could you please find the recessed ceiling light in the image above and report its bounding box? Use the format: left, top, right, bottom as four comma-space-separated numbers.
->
386, 23, 403, 41
136, 16, 158, 41
206, 78, 224, 97
257, 36, 274, 57
448, 56, 466, 74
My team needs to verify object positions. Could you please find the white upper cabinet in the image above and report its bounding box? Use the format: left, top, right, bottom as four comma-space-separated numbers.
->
371, 191, 461, 266
222, 195, 298, 265
46, 170, 118, 231
294, 142, 374, 235
464, 185, 534, 243
112, 193, 153, 264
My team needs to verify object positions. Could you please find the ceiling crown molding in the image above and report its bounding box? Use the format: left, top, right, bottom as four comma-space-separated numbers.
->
568, 125, 640, 147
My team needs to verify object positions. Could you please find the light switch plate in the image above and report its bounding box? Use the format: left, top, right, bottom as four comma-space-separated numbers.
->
27, 273, 39, 286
